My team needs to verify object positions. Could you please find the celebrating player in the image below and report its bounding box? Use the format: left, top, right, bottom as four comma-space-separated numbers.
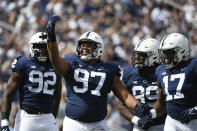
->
119, 38, 166, 131
46, 15, 151, 131
152, 32, 197, 131
0, 32, 62, 131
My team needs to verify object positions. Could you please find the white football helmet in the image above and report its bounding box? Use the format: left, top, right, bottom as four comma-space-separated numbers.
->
133, 38, 160, 69
159, 33, 190, 69
76, 31, 104, 61
29, 32, 48, 62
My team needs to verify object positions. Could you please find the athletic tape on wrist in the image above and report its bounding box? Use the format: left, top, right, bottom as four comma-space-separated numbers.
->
1, 119, 9, 127
131, 116, 140, 125
194, 106, 197, 110
150, 109, 157, 119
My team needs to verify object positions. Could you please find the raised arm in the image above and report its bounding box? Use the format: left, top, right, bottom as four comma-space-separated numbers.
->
53, 77, 62, 118
46, 16, 69, 76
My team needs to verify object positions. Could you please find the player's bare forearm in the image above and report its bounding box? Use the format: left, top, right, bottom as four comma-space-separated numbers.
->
1, 94, 12, 118
53, 78, 62, 118
118, 102, 134, 122
47, 42, 62, 66
47, 42, 69, 76
153, 82, 166, 117
47, 41, 59, 63
2, 72, 21, 119
46, 15, 69, 76
112, 76, 139, 110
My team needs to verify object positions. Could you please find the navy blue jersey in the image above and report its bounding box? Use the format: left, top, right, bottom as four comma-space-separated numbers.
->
12, 56, 60, 113
156, 58, 197, 121
122, 66, 158, 106
63, 54, 121, 123
123, 66, 166, 125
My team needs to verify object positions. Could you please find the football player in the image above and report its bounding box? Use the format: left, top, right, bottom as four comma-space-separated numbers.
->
0, 32, 62, 131
46, 15, 151, 131
152, 33, 197, 131
119, 38, 166, 131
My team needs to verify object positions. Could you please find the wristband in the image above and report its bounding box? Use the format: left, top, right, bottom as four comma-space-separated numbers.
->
150, 109, 157, 119
194, 106, 197, 110
131, 116, 140, 125
1, 119, 9, 127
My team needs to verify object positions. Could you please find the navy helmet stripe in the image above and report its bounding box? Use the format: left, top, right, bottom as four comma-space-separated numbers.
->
86, 32, 91, 37
136, 38, 147, 48
161, 34, 169, 47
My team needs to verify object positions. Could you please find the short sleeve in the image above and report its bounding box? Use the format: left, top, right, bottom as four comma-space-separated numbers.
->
122, 66, 131, 85
11, 56, 25, 74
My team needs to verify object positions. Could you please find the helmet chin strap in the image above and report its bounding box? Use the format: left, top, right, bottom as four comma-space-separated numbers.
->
134, 63, 143, 69
81, 55, 91, 61
134, 57, 150, 69
32, 48, 49, 62
80, 51, 98, 61
81, 54, 95, 61
37, 56, 48, 62
165, 63, 174, 69
165, 54, 179, 69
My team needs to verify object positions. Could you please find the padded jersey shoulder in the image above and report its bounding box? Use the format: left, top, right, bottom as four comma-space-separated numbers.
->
11, 56, 32, 73
122, 65, 136, 84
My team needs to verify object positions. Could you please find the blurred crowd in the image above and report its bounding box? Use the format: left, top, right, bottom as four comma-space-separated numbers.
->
1, 0, 197, 130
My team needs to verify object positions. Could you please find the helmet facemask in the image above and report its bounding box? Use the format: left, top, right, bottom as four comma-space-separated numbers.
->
76, 32, 104, 61
159, 47, 185, 69
133, 51, 149, 69
132, 38, 160, 70
30, 43, 49, 62
77, 39, 102, 61
29, 32, 48, 63
159, 33, 190, 69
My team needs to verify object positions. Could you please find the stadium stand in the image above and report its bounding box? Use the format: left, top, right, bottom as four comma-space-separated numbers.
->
1, 0, 197, 130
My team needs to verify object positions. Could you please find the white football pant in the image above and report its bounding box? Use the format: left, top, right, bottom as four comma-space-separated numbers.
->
63, 116, 107, 131
164, 115, 197, 131
14, 109, 58, 131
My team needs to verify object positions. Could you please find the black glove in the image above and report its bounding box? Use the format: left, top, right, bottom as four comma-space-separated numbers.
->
135, 102, 151, 116
46, 15, 60, 42
138, 115, 153, 130
0, 126, 10, 131
179, 108, 197, 124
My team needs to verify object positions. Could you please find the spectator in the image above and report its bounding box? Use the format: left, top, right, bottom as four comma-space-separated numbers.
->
1, 0, 197, 130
